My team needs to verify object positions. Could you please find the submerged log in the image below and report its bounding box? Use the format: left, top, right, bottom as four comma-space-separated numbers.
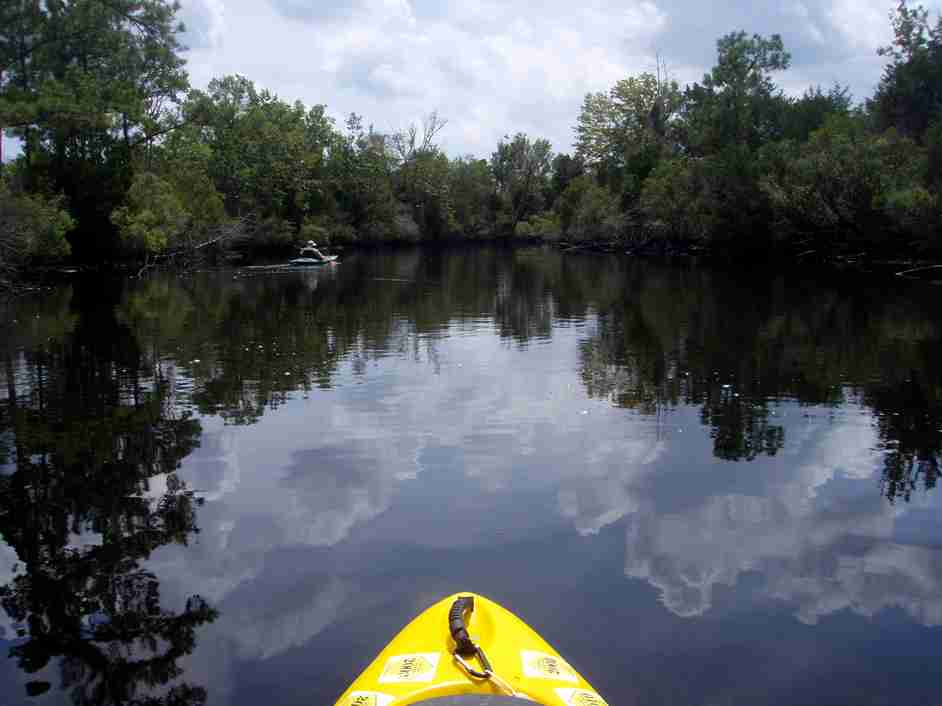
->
895, 264, 942, 282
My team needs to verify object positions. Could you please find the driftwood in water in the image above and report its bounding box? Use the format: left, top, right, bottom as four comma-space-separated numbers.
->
136, 220, 245, 277
895, 264, 942, 282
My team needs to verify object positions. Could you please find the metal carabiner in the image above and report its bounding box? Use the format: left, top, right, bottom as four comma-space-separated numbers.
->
454, 644, 494, 680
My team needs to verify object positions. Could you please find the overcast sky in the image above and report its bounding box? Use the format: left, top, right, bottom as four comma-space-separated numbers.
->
173, 0, 942, 157
2, 0, 940, 162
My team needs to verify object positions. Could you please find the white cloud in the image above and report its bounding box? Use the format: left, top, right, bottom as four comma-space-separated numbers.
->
225, 575, 350, 659
187, 0, 923, 158
605, 404, 942, 625
827, 0, 895, 51
557, 437, 665, 534
179, 0, 226, 50
4, 0, 942, 162
771, 543, 942, 626
176, 0, 677, 155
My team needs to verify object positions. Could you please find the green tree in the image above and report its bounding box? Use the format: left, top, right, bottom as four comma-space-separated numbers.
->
547, 153, 585, 207
188, 76, 323, 224
0, 170, 73, 282
639, 157, 714, 241
449, 156, 497, 238
111, 171, 188, 257
390, 112, 454, 239
760, 115, 934, 252
869, 1, 942, 138
557, 175, 621, 241
324, 113, 399, 240
157, 125, 226, 240
680, 31, 791, 154
490, 133, 553, 236
639, 32, 791, 249
781, 84, 854, 142
575, 72, 680, 202
0, 0, 188, 259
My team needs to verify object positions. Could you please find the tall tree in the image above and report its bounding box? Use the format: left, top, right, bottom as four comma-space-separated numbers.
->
680, 31, 791, 154
869, 1, 942, 138
0, 0, 189, 258
490, 133, 553, 235
781, 84, 853, 142
575, 71, 681, 169
314, 113, 399, 240
449, 156, 496, 238
390, 112, 453, 239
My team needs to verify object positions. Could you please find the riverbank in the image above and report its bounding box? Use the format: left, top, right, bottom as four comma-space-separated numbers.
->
5, 230, 940, 294
551, 234, 942, 282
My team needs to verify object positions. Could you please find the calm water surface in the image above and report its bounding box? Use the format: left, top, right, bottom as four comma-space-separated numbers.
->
1, 247, 941, 706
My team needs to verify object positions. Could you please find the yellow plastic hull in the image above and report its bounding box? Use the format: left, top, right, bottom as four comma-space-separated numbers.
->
333, 592, 608, 706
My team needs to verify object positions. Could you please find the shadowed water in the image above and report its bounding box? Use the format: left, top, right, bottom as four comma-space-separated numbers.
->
1, 247, 941, 706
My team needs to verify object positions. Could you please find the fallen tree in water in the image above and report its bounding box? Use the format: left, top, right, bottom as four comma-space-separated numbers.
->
897, 264, 942, 282
133, 218, 247, 278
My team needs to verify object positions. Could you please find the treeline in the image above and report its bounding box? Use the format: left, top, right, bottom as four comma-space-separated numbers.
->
1, 0, 941, 280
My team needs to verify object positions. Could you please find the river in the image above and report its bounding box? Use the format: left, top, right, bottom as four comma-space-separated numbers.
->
1, 246, 940, 706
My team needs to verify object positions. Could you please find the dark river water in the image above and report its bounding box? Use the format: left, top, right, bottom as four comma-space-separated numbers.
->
1, 247, 941, 706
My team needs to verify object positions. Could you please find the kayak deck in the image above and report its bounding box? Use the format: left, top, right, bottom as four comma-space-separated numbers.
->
410, 698, 534, 704
333, 593, 607, 706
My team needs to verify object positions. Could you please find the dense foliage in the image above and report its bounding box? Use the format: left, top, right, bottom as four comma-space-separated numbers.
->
2, 0, 941, 278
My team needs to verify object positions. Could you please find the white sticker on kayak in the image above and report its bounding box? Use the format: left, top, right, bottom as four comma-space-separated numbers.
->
521, 650, 578, 682
555, 688, 609, 706
341, 692, 394, 706
378, 653, 440, 683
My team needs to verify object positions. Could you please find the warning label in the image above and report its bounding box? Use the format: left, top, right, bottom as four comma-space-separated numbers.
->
520, 650, 578, 682
378, 653, 440, 683
555, 688, 609, 706
341, 692, 393, 706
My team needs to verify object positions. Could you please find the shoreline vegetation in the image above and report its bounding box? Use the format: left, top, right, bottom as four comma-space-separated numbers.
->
2, 0, 942, 290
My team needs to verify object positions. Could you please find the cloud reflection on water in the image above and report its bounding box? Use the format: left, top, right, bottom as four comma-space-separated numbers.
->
151, 332, 942, 688
611, 407, 942, 625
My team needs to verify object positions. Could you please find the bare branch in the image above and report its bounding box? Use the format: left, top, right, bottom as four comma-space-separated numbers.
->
421, 110, 447, 152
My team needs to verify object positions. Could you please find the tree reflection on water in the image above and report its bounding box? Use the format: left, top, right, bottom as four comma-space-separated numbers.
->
868, 370, 941, 503
0, 284, 217, 705
570, 264, 942, 499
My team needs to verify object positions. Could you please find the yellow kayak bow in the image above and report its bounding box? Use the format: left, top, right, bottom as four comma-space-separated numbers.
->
333, 592, 608, 706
